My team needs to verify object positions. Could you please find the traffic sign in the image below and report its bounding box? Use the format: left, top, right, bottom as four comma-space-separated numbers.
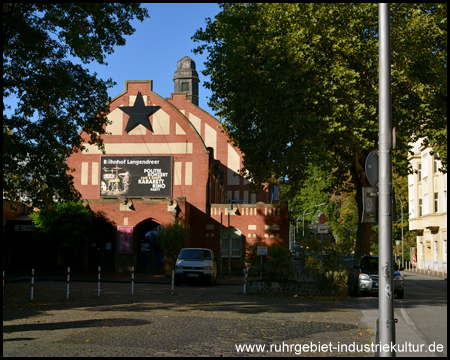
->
318, 224, 328, 234
318, 213, 327, 224
365, 149, 378, 187
257, 246, 268, 256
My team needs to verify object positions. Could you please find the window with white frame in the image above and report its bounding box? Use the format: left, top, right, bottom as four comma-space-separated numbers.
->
422, 154, 428, 179
409, 199, 414, 218
423, 193, 429, 215
418, 163, 422, 182
434, 157, 439, 174
221, 227, 242, 258
434, 241, 438, 261
419, 199, 423, 217
434, 192, 439, 213
444, 190, 447, 213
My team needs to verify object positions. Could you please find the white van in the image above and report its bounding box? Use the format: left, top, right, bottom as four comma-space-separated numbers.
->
174, 248, 218, 286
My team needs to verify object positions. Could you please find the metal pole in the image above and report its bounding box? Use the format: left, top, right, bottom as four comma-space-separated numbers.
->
131, 266, 134, 295
228, 211, 231, 278
98, 266, 101, 297
302, 203, 326, 238
31, 269, 34, 301
220, 212, 223, 279
66, 267, 70, 300
395, 194, 404, 269
378, 3, 395, 356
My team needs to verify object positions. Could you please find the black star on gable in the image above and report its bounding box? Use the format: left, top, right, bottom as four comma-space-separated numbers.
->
119, 92, 160, 133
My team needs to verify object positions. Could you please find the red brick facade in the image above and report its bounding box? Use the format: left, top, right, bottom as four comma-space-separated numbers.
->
66, 75, 288, 274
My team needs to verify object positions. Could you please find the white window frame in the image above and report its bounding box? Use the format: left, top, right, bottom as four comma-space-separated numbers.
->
221, 238, 242, 258
434, 192, 439, 213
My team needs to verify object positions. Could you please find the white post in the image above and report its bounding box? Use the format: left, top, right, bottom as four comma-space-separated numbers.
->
131, 266, 134, 295
243, 266, 249, 294
97, 266, 101, 297
66, 267, 70, 300
31, 269, 34, 300
171, 270, 175, 295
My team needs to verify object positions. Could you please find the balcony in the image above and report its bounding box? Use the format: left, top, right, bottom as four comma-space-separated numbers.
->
423, 214, 442, 231
409, 218, 423, 232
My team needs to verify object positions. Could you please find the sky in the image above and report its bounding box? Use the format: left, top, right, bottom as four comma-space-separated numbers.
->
86, 3, 221, 118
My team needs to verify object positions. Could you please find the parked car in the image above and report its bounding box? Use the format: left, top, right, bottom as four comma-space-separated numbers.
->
174, 248, 218, 286
352, 255, 404, 299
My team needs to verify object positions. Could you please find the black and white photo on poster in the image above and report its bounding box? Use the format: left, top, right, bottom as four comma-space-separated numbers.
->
100, 156, 173, 198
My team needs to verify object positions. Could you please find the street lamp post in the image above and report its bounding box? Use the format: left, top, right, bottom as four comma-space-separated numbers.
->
303, 203, 326, 238
395, 194, 404, 269
228, 199, 243, 278
294, 212, 313, 246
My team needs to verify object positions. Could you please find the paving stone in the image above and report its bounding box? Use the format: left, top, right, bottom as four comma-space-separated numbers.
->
3, 281, 374, 357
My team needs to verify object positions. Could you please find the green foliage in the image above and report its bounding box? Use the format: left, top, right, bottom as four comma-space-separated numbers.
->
193, 3, 447, 262
156, 218, 192, 267
3, 3, 149, 208
296, 246, 352, 287
29, 201, 92, 249
246, 236, 291, 280
282, 163, 358, 253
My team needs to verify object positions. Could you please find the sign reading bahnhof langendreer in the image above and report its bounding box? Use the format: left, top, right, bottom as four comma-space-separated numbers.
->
100, 156, 173, 198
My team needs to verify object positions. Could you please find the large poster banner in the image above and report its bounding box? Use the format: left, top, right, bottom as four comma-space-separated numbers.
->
100, 156, 173, 198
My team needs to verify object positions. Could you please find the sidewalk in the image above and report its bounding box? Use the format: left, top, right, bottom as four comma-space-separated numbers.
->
402, 268, 447, 279
358, 297, 439, 357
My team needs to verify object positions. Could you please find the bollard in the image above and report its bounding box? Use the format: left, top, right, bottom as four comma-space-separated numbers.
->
66, 267, 70, 300
131, 266, 134, 295
97, 266, 101, 297
243, 266, 248, 294
171, 270, 174, 295
31, 269, 35, 300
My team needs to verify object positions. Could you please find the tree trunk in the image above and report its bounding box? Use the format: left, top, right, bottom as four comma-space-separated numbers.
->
352, 151, 372, 264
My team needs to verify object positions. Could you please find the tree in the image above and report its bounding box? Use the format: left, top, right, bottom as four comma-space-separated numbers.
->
192, 3, 447, 262
3, 3, 149, 208
157, 218, 192, 271
29, 200, 93, 269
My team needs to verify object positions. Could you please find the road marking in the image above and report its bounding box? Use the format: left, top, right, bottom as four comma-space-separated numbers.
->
398, 300, 434, 348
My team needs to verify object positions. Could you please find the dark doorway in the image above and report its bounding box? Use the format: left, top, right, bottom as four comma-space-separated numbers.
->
136, 219, 164, 274
90, 218, 116, 272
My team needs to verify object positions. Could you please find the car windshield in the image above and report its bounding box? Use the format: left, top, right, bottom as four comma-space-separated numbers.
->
360, 257, 400, 272
178, 249, 212, 260
360, 257, 378, 272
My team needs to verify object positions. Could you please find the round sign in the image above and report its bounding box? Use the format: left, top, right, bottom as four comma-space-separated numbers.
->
365, 149, 378, 187
318, 213, 327, 224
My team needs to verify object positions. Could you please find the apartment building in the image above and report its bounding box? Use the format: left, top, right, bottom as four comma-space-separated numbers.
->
408, 139, 447, 272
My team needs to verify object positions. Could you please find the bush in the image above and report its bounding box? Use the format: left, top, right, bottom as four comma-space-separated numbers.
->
246, 236, 291, 280
297, 246, 352, 287
156, 218, 191, 271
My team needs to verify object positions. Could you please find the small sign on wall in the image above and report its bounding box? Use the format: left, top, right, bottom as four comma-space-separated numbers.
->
118, 226, 133, 254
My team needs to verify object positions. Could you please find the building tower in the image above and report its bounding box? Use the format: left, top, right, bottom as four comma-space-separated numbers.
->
173, 56, 200, 106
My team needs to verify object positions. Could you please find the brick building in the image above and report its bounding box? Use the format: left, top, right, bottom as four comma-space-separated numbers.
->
66, 56, 288, 274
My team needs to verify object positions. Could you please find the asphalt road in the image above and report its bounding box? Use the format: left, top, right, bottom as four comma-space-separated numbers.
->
399, 271, 447, 357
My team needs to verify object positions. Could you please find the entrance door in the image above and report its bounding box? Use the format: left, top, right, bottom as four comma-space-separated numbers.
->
137, 220, 163, 273
90, 219, 116, 272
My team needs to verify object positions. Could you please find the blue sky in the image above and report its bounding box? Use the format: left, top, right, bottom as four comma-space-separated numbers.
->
87, 3, 221, 117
